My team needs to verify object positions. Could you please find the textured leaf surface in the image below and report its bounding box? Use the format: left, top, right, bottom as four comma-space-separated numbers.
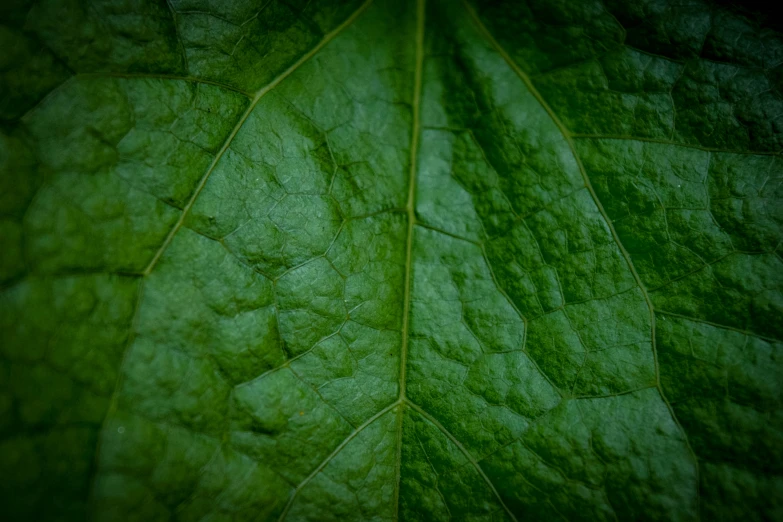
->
1, 0, 781, 520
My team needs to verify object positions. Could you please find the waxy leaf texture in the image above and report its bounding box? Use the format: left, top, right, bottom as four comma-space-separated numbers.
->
1, 0, 781, 520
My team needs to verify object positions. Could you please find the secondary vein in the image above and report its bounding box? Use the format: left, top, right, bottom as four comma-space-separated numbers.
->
142, 0, 375, 277
277, 401, 400, 522
405, 400, 519, 522
462, 0, 702, 507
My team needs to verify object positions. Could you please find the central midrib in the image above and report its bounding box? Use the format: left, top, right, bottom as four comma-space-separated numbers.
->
392, 0, 426, 515
398, 0, 426, 404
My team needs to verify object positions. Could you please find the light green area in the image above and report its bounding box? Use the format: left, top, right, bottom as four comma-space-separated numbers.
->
1, 0, 781, 520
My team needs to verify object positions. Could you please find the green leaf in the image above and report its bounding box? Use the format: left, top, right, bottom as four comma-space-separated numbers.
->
1, 0, 781, 520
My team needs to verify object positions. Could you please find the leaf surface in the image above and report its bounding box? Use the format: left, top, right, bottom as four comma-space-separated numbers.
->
1, 0, 781, 520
